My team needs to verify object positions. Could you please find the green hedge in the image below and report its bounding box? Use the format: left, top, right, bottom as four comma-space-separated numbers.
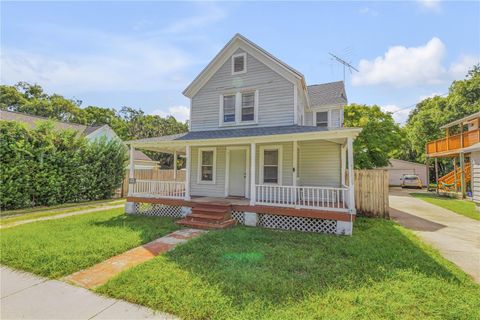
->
0, 120, 127, 210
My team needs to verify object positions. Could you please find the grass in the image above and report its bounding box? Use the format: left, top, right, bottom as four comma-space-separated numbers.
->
411, 192, 480, 221
0, 199, 125, 226
0, 208, 179, 278
97, 219, 480, 320
0, 198, 126, 217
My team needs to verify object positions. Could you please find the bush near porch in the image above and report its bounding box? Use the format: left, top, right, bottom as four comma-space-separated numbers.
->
0, 121, 127, 210
98, 219, 480, 320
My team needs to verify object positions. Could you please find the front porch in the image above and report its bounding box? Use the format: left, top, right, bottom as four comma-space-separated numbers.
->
124, 126, 359, 234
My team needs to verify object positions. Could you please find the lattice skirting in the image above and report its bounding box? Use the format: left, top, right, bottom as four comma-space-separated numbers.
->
134, 203, 184, 218
258, 214, 337, 234
231, 210, 245, 225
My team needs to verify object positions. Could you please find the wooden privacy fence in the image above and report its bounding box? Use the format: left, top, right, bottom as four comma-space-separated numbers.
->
120, 169, 185, 197
351, 170, 389, 218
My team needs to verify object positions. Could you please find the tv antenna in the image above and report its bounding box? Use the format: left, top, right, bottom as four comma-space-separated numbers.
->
329, 52, 359, 82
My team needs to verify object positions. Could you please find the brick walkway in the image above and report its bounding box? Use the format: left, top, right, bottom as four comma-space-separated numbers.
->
63, 228, 207, 289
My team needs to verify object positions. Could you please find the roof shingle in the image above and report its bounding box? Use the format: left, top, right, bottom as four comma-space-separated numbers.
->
307, 81, 347, 107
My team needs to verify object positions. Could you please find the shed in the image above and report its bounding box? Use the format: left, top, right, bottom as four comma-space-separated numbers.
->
379, 159, 428, 187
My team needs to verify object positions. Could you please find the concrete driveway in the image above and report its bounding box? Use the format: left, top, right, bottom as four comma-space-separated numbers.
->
389, 188, 480, 283
1, 266, 176, 319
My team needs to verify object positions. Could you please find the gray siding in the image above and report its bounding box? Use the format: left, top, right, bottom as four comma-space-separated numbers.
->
298, 140, 341, 187
190, 49, 295, 131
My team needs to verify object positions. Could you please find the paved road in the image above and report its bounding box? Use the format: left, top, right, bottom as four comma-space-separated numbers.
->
0, 266, 175, 319
389, 188, 480, 283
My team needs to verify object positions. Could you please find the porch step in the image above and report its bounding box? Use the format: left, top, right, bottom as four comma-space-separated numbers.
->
176, 218, 236, 230
188, 213, 225, 221
191, 207, 229, 214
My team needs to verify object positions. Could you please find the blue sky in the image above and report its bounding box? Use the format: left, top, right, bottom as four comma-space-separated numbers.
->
2, 1, 479, 124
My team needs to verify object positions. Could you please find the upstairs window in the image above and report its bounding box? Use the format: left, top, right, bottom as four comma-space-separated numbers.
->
241, 92, 255, 121
223, 95, 236, 123
316, 111, 328, 127
232, 53, 246, 75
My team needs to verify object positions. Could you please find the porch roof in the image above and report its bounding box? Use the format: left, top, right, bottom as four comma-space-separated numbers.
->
126, 125, 361, 154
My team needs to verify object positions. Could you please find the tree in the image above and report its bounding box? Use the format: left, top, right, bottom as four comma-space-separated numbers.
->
344, 104, 406, 169
403, 65, 480, 163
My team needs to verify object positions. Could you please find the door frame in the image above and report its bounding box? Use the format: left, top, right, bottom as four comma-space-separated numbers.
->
225, 146, 250, 198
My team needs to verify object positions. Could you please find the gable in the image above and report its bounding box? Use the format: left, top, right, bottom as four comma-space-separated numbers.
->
183, 34, 304, 98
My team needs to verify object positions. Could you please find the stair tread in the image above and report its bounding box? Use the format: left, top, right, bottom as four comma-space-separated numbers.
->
192, 207, 229, 214
176, 218, 236, 230
188, 213, 225, 220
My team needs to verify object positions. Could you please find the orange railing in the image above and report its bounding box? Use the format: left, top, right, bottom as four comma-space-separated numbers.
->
426, 129, 480, 155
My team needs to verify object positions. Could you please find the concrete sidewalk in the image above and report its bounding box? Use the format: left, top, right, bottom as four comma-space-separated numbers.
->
389, 188, 480, 283
1, 266, 176, 319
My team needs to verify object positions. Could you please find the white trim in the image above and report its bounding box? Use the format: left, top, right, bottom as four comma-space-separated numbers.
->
219, 90, 259, 127
225, 146, 250, 197
259, 145, 283, 185
293, 84, 298, 125
231, 52, 247, 75
292, 140, 298, 188
183, 34, 301, 98
314, 110, 329, 127
197, 147, 217, 184
128, 146, 135, 196
250, 143, 256, 205
185, 145, 191, 200
347, 137, 356, 214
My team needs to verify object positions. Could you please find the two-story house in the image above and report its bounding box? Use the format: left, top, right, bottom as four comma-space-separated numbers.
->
125, 34, 362, 235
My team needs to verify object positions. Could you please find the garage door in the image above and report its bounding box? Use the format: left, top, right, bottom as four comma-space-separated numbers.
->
389, 169, 415, 186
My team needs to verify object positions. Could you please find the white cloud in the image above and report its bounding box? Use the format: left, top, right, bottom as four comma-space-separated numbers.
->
0, 29, 193, 93
352, 37, 447, 87
359, 7, 379, 16
417, 0, 442, 12
382, 104, 412, 125
151, 105, 190, 122
449, 55, 480, 79
418, 92, 442, 102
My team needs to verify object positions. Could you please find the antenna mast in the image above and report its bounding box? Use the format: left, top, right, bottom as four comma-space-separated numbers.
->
329, 52, 359, 82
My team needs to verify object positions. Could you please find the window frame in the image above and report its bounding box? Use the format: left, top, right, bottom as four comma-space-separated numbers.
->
219, 90, 258, 126
315, 111, 329, 127
259, 145, 283, 185
222, 94, 236, 123
197, 147, 217, 184
231, 53, 247, 75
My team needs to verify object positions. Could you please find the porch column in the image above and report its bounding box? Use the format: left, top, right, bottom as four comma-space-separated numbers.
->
341, 144, 346, 186
128, 145, 135, 196
250, 142, 256, 206
185, 145, 191, 200
125, 145, 136, 214
347, 137, 356, 214
435, 157, 439, 195
173, 151, 177, 181
460, 152, 466, 199
292, 140, 298, 206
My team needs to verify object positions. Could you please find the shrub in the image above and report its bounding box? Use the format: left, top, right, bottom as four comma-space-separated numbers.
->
0, 120, 127, 210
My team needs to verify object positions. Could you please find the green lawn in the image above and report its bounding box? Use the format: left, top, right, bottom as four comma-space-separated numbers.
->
411, 192, 480, 221
0, 208, 179, 278
97, 219, 480, 320
0, 199, 125, 226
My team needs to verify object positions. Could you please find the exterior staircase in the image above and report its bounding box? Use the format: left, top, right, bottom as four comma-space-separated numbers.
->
438, 162, 471, 191
176, 202, 236, 229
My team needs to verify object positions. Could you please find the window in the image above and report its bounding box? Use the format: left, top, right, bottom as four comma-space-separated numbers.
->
260, 145, 282, 184
198, 148, 216, 183
223, 95, 236, 123
241, 92, 255, 121
316, 111, 328, 127
232, 53, 246, 74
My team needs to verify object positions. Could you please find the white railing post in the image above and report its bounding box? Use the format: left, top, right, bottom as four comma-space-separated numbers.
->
250, 142, 256, 205
185, 145, 191, 200
347, 137, 356, 214
173, 151, 177, 181
128, 145, 135, 196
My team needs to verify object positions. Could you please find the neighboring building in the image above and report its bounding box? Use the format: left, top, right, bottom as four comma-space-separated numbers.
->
0, 109, 157, 169
125, 34, 362, 235
426, 112, 480, 207
379, 159, 428, 187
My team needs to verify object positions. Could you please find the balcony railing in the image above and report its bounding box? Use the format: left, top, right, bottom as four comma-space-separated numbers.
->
426, 129, 480, 155
255, 185, 350, 212
131, 180, 186, 199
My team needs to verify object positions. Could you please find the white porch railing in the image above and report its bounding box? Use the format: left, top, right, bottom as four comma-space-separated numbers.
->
132, 180, 186, 199
255, 185, 350, 212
